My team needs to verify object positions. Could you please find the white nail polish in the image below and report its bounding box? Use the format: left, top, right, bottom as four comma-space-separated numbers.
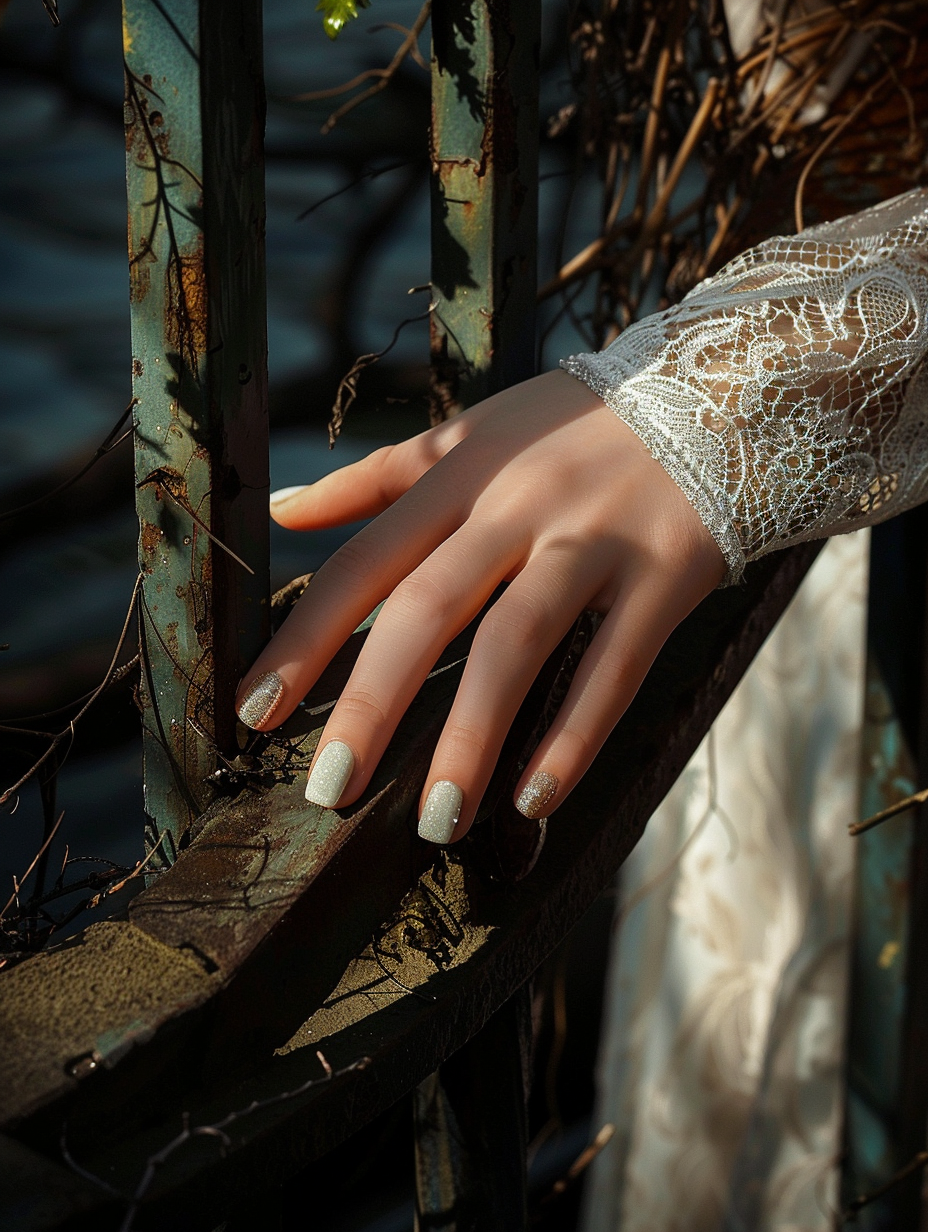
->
305, 740, 355, 807
269, 485, 308, 509
418, 781, 463, 845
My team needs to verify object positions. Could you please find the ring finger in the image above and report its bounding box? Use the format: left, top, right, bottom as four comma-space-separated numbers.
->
417, 543, 613, 844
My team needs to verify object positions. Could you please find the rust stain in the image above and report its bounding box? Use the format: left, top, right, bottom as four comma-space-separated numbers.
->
139, 520, 163, 571
878, 940, 901, 969
165, 235, 208, 364
127, 216, 154, 304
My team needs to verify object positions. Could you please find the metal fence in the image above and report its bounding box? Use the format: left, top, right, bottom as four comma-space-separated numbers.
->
2, 1, 928, 1228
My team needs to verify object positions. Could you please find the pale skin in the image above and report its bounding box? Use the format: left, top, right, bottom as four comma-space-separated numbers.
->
235, 368, 727, 840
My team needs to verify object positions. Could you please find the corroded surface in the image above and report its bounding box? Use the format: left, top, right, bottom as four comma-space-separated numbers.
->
125, 0, 270, 860
0, 922, 216, 1129
428, 0, 540, 417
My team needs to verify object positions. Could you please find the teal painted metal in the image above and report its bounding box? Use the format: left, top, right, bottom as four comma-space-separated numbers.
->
842, 659, 918, 1228
429, 0, 540, 420
841, 517, 928, 1228
417, 0, 540, 1224
123, 0, 270, 863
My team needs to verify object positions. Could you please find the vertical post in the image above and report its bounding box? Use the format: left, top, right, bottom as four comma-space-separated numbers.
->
841, 512, 928, 1228
416, 0, 539, 1223
123, 0, 270, 863
428, 0, 540, 420
414, 986, 533, 1231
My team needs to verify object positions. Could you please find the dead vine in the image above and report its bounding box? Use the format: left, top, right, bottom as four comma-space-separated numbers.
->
292, 0, 431, 134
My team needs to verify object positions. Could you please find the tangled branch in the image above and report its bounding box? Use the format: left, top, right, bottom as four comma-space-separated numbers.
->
61, 1051, 371, 1230
292, 0, 431, 134
542, 0, 924, 354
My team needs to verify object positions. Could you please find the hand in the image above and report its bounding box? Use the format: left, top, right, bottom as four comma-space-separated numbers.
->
235, 369, 726, 843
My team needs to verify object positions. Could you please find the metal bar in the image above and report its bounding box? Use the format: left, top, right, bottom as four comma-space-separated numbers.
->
841, 512, 928, 1229
1, 541, 822, 1228
428, 0, 540, 420
414, 986, 532, 1232
123, 0, 270, 863
417, 0, 540, 1220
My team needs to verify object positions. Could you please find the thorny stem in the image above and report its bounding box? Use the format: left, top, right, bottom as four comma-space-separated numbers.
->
0, 574, 143, 809
0, 399, 136, 525
60, 1052, 371, 1231
841, 1150, 928, 1222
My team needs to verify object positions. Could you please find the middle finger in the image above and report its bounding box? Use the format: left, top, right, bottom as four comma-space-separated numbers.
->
302, 516, 528, 807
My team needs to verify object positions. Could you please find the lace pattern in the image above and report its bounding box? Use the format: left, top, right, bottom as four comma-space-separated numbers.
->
561, 189, 928, 583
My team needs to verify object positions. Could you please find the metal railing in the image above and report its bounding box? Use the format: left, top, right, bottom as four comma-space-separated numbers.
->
2, 2, 928, 1229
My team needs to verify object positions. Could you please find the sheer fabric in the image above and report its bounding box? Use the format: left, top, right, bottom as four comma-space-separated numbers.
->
581, 531, 868, 1232
562, 191, 928, 583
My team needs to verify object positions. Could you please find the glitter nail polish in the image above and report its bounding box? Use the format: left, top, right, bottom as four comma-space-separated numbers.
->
418, 781, 463, 844
236, 671, 284, 729
516, 771, 558, 819
305, 740, 355, 808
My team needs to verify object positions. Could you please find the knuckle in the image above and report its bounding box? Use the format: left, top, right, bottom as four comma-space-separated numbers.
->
389, 571, 459, 625
558, 723, 596, 762
336, 689, 389, 731
479, 598, 547, 653
325, 536, 379, 588
441, 721, 489, 760
595, 646, 643, 699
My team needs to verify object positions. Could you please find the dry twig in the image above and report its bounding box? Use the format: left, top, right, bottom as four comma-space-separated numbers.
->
292, 0, 431, 134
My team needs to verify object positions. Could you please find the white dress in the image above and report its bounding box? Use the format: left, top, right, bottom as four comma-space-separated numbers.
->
580, 530, 868, 1231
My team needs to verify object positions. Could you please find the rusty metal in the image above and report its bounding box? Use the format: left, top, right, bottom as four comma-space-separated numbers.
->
841, 511, 928, 1230
124, 0, 270, 863
414, 987, 531, 1231
420, 1, 542, 1221
428, 0, 540, 420
0, 541, 821, 1230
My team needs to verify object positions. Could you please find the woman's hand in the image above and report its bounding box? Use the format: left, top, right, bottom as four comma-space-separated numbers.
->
235, 369, 726, 843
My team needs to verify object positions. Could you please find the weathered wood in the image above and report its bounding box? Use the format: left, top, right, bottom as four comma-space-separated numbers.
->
423, 0, 541, 1217
125, 0, 270, 862
0, 541, 820, 1231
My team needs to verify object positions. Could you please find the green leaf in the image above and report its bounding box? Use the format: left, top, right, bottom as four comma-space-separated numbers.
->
315, 0, 371, 40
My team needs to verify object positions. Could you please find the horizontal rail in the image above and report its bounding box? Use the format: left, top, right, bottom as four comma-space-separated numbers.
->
1, 541, 819, 1230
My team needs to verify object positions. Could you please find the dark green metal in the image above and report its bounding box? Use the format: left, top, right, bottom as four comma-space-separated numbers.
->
841, 514, 928, 1228
414, 987, 531, 1232
124, 0, 270, 864
428, 0, 540, 420
420, 0, 541, 1221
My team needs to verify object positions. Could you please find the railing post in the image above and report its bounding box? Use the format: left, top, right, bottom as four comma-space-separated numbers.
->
428, 0, 540, 420
841, 511, 928, 1227
415, 0, 540, 1223
123, 0, 270, 863
414, 986, 533, 1231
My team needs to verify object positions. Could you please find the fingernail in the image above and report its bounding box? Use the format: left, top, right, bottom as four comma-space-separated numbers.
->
305, 740, 355, 807
418, 781, 463, 845
516, 771, 558, 819
237, 671, 284, 729
269, 485, 308, 509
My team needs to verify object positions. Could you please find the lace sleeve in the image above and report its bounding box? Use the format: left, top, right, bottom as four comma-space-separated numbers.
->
561, 188, 928, 584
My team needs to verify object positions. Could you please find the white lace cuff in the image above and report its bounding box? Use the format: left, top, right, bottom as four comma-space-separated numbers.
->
561, 189, 928, 584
